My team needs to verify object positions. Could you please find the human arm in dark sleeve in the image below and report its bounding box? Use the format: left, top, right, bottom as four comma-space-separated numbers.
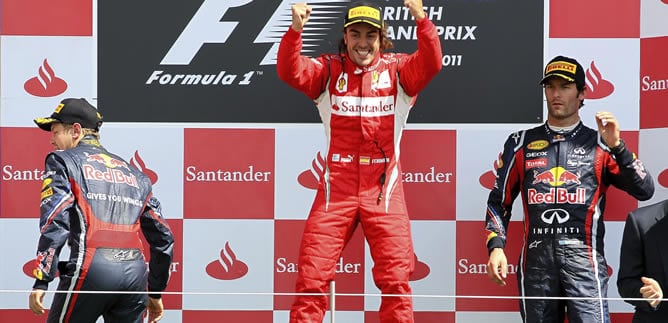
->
32, 152, 74, 290
603, 139, 654, 201
617, 212, 658, 312
485, 132, 523, 253
140, 196, 174, 298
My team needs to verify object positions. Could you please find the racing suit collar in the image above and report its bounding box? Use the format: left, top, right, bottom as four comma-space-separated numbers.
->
344, 53, 382, 74
77, 134, 103, 148
544, 121, 584, 143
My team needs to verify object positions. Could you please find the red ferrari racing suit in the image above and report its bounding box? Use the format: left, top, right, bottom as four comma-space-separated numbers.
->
485, 123, 654, 323
277, 17, 442, 323
32, 136, 174, 323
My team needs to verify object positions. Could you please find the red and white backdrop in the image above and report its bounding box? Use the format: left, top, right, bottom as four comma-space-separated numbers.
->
1, 0, 667, 322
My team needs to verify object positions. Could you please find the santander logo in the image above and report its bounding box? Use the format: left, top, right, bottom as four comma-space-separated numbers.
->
24, 59, 68, 97
22, 259, 37, 278
129, 150, 158, 184
584, 61, 614, 100
479, 152, 502, 190
409, 253, 431, 281
206, 242, 249, 280
298, 152, 325, 190
658, 168, 668, 188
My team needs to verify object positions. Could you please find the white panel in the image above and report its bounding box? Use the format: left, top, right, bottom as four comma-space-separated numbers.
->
273, 310, 364, 323
456, 311, 522, 322
0, 219, 57, 309
94, 310, 181, 323
641, 0, 668, 38
101, 124, 184, 219
274, 125, 327, 220
152, 310, 182, 323
638, 128, 668, 206
365, 220, 456, 311
604, 220, 635, 313
456, 127, 529, 221
547, 39, 640, 131
0, 36, 3, 126
0, 36, 94, 126
182, 219, 274, 310
92, 0, 98, 99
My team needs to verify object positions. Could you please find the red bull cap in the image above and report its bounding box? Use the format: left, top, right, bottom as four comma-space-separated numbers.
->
34, 98, 103, 132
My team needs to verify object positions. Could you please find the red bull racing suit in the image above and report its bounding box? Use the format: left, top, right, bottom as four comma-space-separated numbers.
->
32, 136, 174, 323
277, 17, 442, 323
485, 122, 654, 323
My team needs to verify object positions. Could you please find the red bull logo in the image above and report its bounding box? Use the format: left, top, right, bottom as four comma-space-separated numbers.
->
33, 254, 45, 280
83, 164, 138, 188
532, 169, 555, 184
532, 167, 581, 186
86, 153, 131, 170
527, 187, 586, 204
558, 169, 581, 185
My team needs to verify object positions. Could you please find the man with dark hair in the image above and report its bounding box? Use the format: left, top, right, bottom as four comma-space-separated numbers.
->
28, 98, 174, 323
277, 1, 442, 322
484, 56, 655, 323
617, 200, 668, 322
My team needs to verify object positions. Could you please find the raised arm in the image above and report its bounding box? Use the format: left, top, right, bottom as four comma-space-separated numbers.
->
276, 3, 329, 99
397, 0, 443, 96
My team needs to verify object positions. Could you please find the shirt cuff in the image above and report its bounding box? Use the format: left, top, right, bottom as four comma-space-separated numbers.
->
32, 279, 48, 290
487, 237, 505, 254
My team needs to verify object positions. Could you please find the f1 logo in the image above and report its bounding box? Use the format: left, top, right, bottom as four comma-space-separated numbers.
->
160, 0, 346, 66
160, 0, 252, 65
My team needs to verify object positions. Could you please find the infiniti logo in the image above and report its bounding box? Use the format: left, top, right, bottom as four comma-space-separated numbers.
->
573, 147, 586, 154
541, 209, 570, 224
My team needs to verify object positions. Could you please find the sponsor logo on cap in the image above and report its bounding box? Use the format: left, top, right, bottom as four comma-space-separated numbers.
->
349, 6, 380, 21
545, 61, 577, 75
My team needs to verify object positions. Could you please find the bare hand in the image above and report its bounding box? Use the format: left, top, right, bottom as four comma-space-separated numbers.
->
404, 0, 426, 20
291, 3, 312, 32
147, 297, 164, 322
29, 289, 46, 315
640, 276, 663, 308
595, 111, 621, 148
487, 248, 508, 286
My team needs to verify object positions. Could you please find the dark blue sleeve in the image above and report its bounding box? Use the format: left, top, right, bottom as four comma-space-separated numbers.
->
32, 152, 74, 290
140, 195, 175, 296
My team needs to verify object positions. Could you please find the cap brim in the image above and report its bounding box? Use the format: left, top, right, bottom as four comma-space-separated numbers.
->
34, 117, 58, 131
343, 19, 382, 29
540, 73, 575, 85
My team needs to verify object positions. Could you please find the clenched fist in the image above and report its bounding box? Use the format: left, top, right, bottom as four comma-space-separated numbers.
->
291, 3, 312, 32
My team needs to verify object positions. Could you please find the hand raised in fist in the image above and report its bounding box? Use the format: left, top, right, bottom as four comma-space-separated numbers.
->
291, 3, 312, 32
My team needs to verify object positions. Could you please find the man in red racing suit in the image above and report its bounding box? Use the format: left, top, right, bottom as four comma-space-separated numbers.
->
28, 98, 174, 323
277, 1, 442, 322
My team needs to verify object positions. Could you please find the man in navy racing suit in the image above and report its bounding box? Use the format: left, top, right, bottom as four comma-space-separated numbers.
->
484, 56, 655, 323
28, 98, 174, 323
